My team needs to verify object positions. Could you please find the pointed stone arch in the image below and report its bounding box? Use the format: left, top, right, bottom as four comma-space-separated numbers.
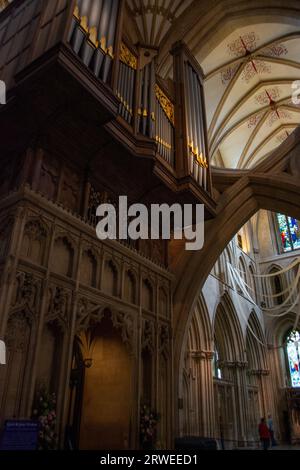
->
213, 293, 246, 365
75, 309, 134, 450
179, 294, 215, 438
21, 217, 48, 266
246, 310, 267, 372
171, 154, 300, 435
173, 169, 300, 374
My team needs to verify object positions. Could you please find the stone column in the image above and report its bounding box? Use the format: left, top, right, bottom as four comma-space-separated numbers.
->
222, 360, 250, 446
267, 343, 285, 441
25, 220, 57, 417
189, 349, 215, 438
0, 204, 27, 337
200, 350, 215, 438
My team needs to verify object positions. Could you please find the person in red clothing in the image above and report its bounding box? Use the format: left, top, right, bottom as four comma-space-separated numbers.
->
259, 417, 270, 450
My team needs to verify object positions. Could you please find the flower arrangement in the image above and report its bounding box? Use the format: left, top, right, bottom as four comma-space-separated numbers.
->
32, 386, 57, 450
140, 404, 160, 449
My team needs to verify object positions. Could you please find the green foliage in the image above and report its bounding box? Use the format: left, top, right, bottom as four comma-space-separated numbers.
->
32, 386, 57, 450
140, 403, 160, 449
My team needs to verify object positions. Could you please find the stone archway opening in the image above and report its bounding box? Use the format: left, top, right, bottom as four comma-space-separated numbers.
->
171, 165, 300, 437
68, 312, 133, 450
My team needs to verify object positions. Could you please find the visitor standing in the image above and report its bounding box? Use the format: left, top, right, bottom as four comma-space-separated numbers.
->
259, 417, 270, 450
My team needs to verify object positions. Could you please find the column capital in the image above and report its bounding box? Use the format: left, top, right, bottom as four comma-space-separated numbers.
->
247, 368, 270, 376
221, 360, 248, 370
189, 350, 214, 361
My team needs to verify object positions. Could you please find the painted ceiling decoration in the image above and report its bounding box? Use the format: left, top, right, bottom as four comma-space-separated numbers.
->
125, 0, 193, 47
199, 23, 300, 169
221, 32, 275, 85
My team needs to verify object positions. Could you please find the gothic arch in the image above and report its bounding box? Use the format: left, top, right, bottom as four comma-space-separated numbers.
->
142, 278, 154, 312
172, 167, 300, 429
21, 218, 48, 265
266, 312, 297, 348
188, 295, 213, 352
266, 264, 286, 305
273, 314, 300, 386
245, 310, 269, 441
158, 286, 168, 317
212, 293, 245, 365
238, 255, 248, 286
158, 1, 300, 76
180, 294, 213, 384
80, 249, 97, 288
0, 309, 36, 423
211, 294, 247, 446
222, 245, 234, 284
102, 259, 119, 297
124, 269, 137, 305
74, 310, 134, 450
0, 217, 13, 261
179, 294, 214, 438
266, 263, 283, 273
246, 310, 267, 372
36, 320, 64, 395
248, 263, 258, 302
51, 235, 75, 278
76, 305, 135, 353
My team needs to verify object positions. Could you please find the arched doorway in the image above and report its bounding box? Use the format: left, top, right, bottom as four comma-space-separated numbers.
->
179, 296, 214, 439
172, 169, 300, 436
212, 297, 246, 448
68, 312, 133, 450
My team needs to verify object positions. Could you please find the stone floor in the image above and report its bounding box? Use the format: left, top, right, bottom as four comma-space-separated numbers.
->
269, 445, 300, 450
234, 444, 300, 451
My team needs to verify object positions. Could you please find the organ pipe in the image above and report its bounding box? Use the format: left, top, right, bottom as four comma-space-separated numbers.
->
68, 11, 210, 191
68, 0, 121, 84
117, 42, 137, 126
183, 59, 208, 190
154, 84, 175, 167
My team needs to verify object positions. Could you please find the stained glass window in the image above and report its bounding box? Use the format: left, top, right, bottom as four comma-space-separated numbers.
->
286, 330, 300, 388
213, 349, 222, 379
276, 213, 300, 252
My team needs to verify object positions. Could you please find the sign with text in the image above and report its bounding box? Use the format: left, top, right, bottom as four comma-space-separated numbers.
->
0, 420, 38, 450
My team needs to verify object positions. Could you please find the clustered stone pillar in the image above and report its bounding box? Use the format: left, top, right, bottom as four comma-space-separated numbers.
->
222, 360, 250, 446
186, 349, 215, 438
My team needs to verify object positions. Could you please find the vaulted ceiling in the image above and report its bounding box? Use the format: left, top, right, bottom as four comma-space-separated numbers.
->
125, 0, 194, 47
200, 23, 300, 169
125, 1, 300, 170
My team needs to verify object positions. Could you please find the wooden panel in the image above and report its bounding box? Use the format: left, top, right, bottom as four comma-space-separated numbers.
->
0, 0, 70, 89
79, 319, 132, 450
0, 0, 42, 88
31, 0, 70, 60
